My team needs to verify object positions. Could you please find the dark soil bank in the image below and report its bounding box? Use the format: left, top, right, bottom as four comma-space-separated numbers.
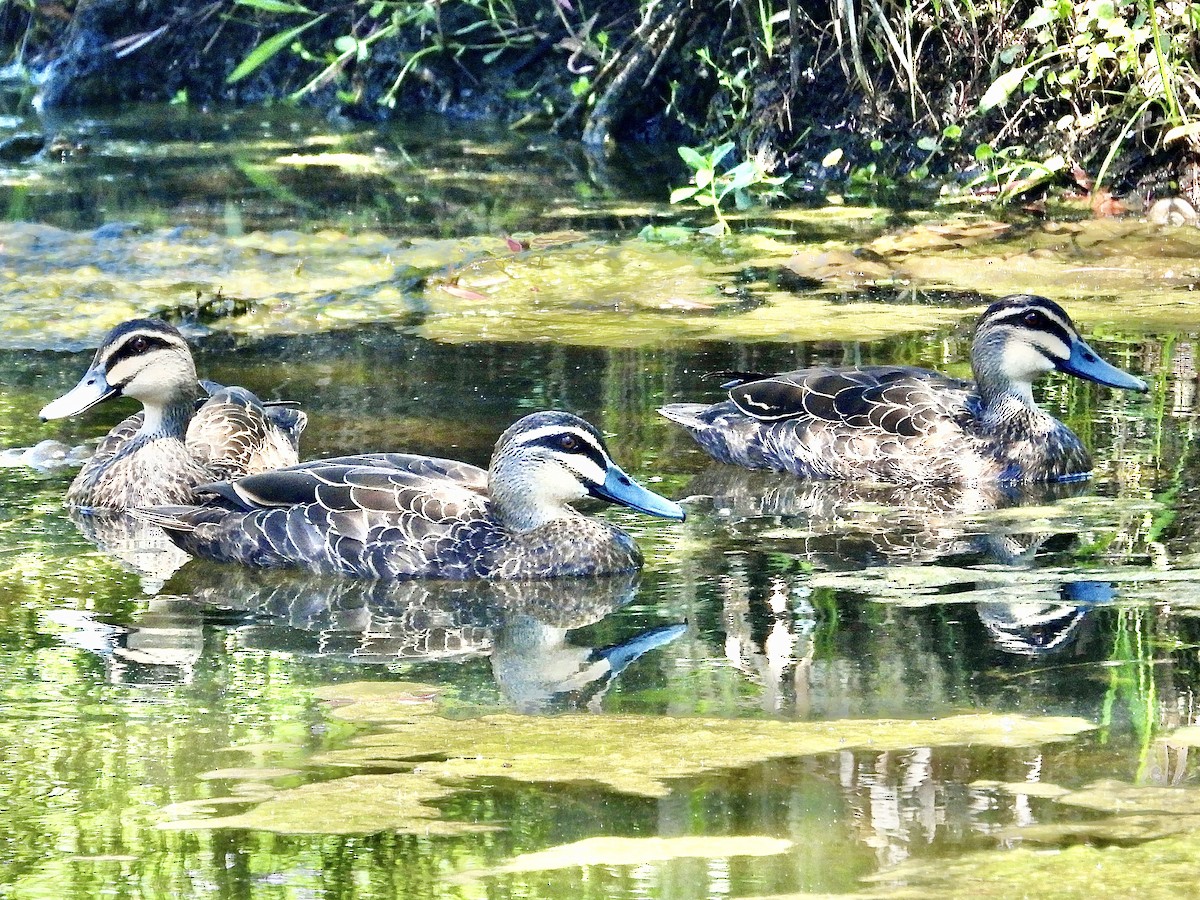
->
1, 1, 1198, 202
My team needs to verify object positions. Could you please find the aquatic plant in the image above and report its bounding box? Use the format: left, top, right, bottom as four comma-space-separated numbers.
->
668, 141, 789, 235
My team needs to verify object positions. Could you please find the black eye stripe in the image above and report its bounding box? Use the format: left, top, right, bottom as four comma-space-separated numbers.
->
530, 431, 608, 471
103, 334, 177, 371
990, 310, 1072, 345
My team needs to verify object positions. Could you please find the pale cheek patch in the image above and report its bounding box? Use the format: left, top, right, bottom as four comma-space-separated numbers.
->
1003, 342, 1058, 381
538, 459, 591, 501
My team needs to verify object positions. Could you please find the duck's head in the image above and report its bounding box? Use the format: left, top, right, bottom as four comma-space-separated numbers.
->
40, 319, 198, 422
488, 411, 685, 531
971, 295, 1147, 403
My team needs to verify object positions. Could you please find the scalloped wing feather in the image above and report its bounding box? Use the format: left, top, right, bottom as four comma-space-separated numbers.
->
730, 366, 973, 438
187, 386, 304, 479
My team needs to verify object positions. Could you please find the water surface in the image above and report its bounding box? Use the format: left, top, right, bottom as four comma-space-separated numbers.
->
1, 103, 1199, 899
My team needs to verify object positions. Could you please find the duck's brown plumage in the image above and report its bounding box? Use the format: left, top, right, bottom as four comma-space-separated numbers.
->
660, 295, 1147, 484
42, 320, 306, 509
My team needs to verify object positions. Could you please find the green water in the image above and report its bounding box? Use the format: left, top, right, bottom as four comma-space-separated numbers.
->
2, 103, 1200, 898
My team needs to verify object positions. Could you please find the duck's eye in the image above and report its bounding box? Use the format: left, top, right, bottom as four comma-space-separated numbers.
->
130, 336, 149, 353
1022, 311, 1044, 328
558, 434, 578, 451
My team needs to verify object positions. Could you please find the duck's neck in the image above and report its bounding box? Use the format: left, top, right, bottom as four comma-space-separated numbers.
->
488, 459, 580, 533
138, 397, 194, 440
972, 336, 1040, 426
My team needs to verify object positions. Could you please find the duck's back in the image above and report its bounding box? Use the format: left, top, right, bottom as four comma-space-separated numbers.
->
67, 386, 307, 509
187, 386, 306, 480
661, 365, 986, 482
154, 456, 642, 580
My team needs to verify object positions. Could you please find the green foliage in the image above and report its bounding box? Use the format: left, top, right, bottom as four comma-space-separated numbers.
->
968, 143, 1068, 201
669, 142, 788, 235
226, 0, 539, 108
979, 0, 1200, 191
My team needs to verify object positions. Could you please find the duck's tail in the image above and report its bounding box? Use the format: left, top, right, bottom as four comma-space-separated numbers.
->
657, 403, 711, 430
131, 505, 218, 533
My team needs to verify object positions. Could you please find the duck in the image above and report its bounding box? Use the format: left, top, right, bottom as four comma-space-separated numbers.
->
40, 318, 306, 509
659, 294, 1147, 484
136, 411, 685, 580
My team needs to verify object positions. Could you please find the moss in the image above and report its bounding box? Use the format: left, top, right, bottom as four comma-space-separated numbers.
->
865, 831, 1200, 899
160, 684, 1093, 835
466, 835, 795, 877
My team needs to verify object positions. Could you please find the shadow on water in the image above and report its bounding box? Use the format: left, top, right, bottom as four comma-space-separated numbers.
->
0, 103, 681, 235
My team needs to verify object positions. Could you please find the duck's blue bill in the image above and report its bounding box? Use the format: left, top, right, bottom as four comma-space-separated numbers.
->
591, 465, 686, 521
1058, 338, 1148, 392
40, 368, 118, 420
596, 622, 688, 674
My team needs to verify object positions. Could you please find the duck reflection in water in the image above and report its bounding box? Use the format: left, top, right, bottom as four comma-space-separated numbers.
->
683, 464, 1092, 566
680, 467, 1119, 712
68, 507, 193, 595
92, 566, 684, 711
976, 580, 1115, 657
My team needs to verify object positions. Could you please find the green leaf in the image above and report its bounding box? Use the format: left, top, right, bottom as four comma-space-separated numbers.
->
723, 161, 759, 193
695, 168, 714, 189
228, 14, 327, 83
710, 142, 736, 168
694, 193, 716, 207
669, 186, 700, 204
678, 146, 706, 170
1022, 5, 1060, 29
733, 188, 754, 211
979, 65, 1028, 112
942, 124, 963, 140
916, 136, 940, 152
821, 148, 843, 167
869, 139, 884, 152
974, 143, 995, 161
235, 0, 314, 12
697, 221, 728, 236
334, 35, 359, 54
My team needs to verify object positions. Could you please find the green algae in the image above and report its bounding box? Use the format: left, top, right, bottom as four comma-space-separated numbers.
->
1051, 779, 1200, 816
968, 778, 1200, 850
159, 681, 1094, 835
468, 835, 794, 877
864, 830, 1200, 899
159, 771, 499, 836
312, 681, 445, 724
813, 563, 1200, 607
1162, 725, 1200, 746
774, 216, 1200, 332
971, 779, 1072, 799
8, 207, 1197, 353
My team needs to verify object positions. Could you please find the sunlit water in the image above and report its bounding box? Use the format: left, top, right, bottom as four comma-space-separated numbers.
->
1, 102, 1199, 898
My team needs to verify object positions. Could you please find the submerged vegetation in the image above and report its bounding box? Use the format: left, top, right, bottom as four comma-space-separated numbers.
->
1, 0, 1198, 211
